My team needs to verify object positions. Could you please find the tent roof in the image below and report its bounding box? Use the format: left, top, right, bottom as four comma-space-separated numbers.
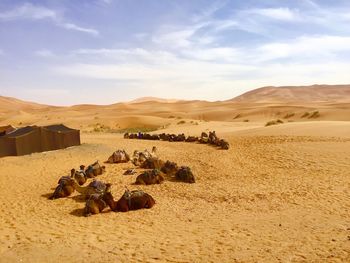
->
0, 125, 15, 132
43, 124, 77, 132
2, 126, 38, 138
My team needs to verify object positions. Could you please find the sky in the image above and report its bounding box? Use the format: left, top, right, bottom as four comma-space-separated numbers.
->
1, 0, 350, 105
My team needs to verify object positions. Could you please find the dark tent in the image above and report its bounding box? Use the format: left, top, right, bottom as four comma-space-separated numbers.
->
0, 125, 16, 136
41, 124, 80, 151
0, 124, 80, 157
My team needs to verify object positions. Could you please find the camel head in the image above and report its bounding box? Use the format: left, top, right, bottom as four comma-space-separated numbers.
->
80, 165, 85, 170
152, 146, 157, 154
70, 169, 75, 177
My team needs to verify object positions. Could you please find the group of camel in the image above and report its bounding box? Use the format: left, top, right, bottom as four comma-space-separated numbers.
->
124, 131, 230, 150
49, 146, 195, 216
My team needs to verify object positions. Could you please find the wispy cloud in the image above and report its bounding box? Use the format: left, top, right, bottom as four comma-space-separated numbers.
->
0, 3, 99, 36
0, 3, 56, 20
242, 8, 300, 21
60, 23, 99, 36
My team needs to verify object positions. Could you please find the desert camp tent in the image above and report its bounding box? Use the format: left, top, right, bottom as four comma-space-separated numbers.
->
41, 124, 80, 152
0, 125, 15, 136
0, 124, 80, 157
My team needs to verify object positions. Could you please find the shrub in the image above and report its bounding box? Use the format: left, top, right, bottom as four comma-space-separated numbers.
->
233, 113, 241, 119
265, 119, 284, 127
308, 111, 320, 118
284, 113, 295, 119
243, 119, 249, 122
177, 120, 186, 125
301, 112, 310, 118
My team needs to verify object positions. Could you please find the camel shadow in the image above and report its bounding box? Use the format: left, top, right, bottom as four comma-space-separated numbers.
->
68, 194, 86, 203
70, 208, 113, 217
41, 192, 53, 199
70, 208, 85, 217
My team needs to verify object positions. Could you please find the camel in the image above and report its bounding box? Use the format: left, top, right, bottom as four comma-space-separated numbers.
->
175, 133, 186, 142
123, 169, 137, 175
208, 131, 218, 144
220, 139, 230, 150
175, 166, 195, 183
57, 175, 72, 185
50, 177, 75, 199
84, 193, 108, 217
132, 147, 157, 166
185, 136, 198, 142
85, 161, 105, 178
161, 160, 179, 175
135, 169, 165, 185
216, 139, 230, 150
124, 132, 129, 139
106, 149, 130, 164
73, 179, 111, 198
71, 166, 87, 186
199, 132, 209, 144
103, 189, 155, 212
140, 157, 164, 169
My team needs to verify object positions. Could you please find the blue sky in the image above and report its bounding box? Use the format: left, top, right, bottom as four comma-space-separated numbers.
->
1, 0, 350, 105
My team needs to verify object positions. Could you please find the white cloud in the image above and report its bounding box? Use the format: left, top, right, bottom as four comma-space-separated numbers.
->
0, 3, 56, 20
0, 3, 99, 36
60, 23, 99, 36
244, 8, 300, 21
257, 35, 350, 61
152, 29, 196, 48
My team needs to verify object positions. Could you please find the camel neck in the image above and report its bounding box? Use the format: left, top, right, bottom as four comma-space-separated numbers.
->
104, 194, 117, 210
73, 181, 86, 194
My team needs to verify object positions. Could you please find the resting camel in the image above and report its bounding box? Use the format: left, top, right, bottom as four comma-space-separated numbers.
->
71, 166, 87, 186
175, 166, 195, 183
140, 157, 164, 169
135, 169, 165, 185
199, 132, 209, 144
103, 189, 155, 212
185, 136, 198, 142
106, 149, 130, 164
73, 180, 111, 198
161, 160, 179, 176
85, 161, 105, 178
50, 177, 75, 199
84, 193, 108, 217
132, 147, 157, 166
220, 139, 230, 150
216, 139, 230, 150
208, 131, 218, 144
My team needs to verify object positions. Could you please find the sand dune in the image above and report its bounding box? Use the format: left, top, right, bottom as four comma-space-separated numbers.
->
231, 84, 350, 103
1, 85, 350, 130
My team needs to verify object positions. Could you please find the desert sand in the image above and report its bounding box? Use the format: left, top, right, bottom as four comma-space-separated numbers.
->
0, 85, 350, 262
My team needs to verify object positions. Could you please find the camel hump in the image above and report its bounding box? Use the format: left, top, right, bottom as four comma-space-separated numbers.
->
88, 180, 106, 191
